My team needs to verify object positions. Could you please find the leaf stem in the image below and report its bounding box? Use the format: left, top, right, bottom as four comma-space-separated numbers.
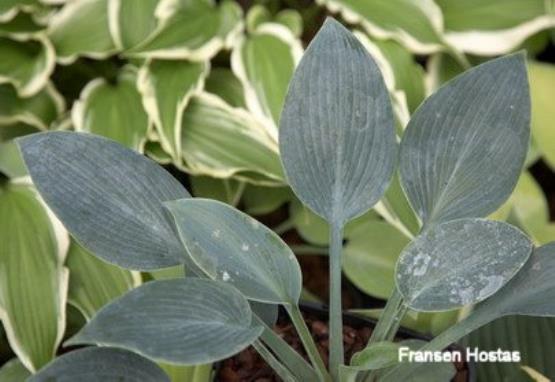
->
290, 244, 328, 256
329, 222, 344, 381
253, 341, 297, 382
273, 218, 296, 235
286, 305, 331, 382
367, 287, 406, 345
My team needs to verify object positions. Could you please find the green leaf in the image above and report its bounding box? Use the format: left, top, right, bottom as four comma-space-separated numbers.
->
19, 131, 192, 271
460, 315, 555, 381
0, 35, 54, 97
66, 240, 140, 320
0, 11, 44, 35
344, 221, 410, 300
127, 0, 242, 60
350, 341, 400, 370
0, 83, 64, 129
67, 278, 263, 364
0, 358, 31, 381
112, 0, 160, 50
396, 218, 532, 311
165, 198, 302, 304
400, 54, 530, 227
138, 59, 207, 160
190, 175, 243, 204
159, 363, 212, 382
231, 22, 302, 140
275, 10, 303, 38
316, 0, 445, 54
73, 67, 149, 151
242, 184, 292, 215
180, 93, 284, 186
437, 0, 555, 55
528, 61, 555, 170
204, 67, 246, 108
29, 347, 170, 382
0, 183, 68, 371
48, 0, 117, 63
279, 18, 396, 224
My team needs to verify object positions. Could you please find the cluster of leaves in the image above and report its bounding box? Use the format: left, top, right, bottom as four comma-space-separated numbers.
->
1, 0, 555, 380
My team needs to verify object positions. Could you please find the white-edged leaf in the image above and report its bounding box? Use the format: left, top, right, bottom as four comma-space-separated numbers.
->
165, 198, 302, 305
396, 218, 532, 311
66, 278, 263, 365
204, 67, 246, 108
279, 18, 396, 224
126, 0, 242, 60
18, 131, 192, 271
0, 358, 31, 381
400, 53, 530, 227
66, 240, 140, 320
29, 347, 170, 382
316, 0, 445, 54
0, 34, 55, 97
231, 22, 302, 140
137, 59, 208, 160
48, 0, 117, 63
180, 92, 284, 186
73, 67, 149, 151
111, 0, 160, 50
0, 183, 68, 372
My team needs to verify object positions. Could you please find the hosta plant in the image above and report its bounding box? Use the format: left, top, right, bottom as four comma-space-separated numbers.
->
18, 18, 555, 382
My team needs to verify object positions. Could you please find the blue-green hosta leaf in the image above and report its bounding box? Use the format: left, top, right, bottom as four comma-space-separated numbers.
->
204, 67, 246, 108
48, 0, 117, 63
400, 54, 530, 227
0, 358, 31, 381
67, 278, 263, 364
437, 0, 555, 55
110, 0, 160, 50
165, 198, 302, 305
279, 18, 396, 224
0, 184, 68, 372
316, 0, 445, 54
18, 131, 192, 271
344, 221, 410, 300
396, 219, 532, 311
127, 0, 242, 60
29, 347, 170, 382
0, 35, 54, 97
0, 83, 64, 130
476, 242, 555, 317
73, 67, 149, 151
138, 59, 208, 160
66, 240, 140, 320
528, 61, 555, 170
180, 93, 284, 186
231, 23, 302, 140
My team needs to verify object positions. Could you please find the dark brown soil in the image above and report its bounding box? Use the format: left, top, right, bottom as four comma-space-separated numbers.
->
216, 313, 469, 382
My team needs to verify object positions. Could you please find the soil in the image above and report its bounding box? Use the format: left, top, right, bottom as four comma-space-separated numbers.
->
216, 312, 469, 382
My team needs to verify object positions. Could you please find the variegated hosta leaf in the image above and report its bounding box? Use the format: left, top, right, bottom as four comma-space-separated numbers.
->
67, 278, 264, 365
19, 131, 193, 271
204, 67, 246, 108
110, 0, 160, 50
437, 0, 555, 55
0, 11, 44, 35
180, 93, 284, 186
48, 0, 117, 63
242, 184, 292, 215
279, 18, 396, 224
0, 83, 64, 129
231, 22, 302, 140
29, 347, 170, 382
127, 0, 242, 60
400, 54, 530, 227
316, 0, 445, 54
528, 61, 555, 170
165, 198, 302, 304
0, 183, 68, 372
396, 219, 532, 311
138, 59, 208, 160
66, 240, 140, 320
159, 363, 212, 382
72, 67, 149, 151
0, 35, 54, 97
344, 221, 410, 300
0, 358, 31, 381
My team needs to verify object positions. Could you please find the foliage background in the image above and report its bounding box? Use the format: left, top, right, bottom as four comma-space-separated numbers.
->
0, 0, 555, 380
